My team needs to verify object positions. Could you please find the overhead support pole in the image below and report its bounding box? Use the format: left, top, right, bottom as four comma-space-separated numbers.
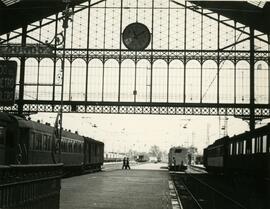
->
18, 26, 27, 116
85, 0, 92, 103
183, 1, 187, 104
150, 0, 154, 104
268, 34, 270, 105
59, 0, 72, 162
249, 28, 255, 131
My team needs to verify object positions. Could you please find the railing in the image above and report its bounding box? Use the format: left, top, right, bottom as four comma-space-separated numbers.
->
0, 164, 63, 209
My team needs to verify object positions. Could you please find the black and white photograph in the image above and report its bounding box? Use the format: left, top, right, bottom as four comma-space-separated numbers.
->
0, 0, 269, 208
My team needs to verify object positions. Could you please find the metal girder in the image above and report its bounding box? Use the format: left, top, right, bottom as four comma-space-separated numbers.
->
1, 49, 269, 64
1, 101, 270, 119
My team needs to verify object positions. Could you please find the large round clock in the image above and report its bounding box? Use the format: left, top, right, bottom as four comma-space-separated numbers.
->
122, 22, 151, 51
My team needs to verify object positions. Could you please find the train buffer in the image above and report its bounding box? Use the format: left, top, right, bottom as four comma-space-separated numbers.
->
60, 163, 182, 209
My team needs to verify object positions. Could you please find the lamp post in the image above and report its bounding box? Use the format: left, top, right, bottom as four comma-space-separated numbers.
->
58, 0, 72, 162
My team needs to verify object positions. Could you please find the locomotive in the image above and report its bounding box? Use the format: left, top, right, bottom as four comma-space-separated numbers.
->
168, 146, 188, 171
0, 112, 104, 173
203, 123, 270, 178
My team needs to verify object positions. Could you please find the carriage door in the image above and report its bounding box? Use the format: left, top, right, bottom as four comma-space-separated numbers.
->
18, 127, 29, 164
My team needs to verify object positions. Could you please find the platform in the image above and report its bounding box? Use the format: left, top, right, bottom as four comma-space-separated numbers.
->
60, 163, 177, 209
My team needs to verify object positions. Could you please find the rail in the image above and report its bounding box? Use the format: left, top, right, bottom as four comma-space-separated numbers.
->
0, 164, 63, 209
182, 173, 246, 209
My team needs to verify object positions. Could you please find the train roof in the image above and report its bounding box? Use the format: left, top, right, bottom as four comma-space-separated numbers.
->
62, 130, 84, 141
1, 113, 104, 143
205, 136, 229, 149
230, 123, 270, 141
84, 136, 104, 145
205, 123, 270, 149
169, 146, 189, 151
9, 114, 84, 141
12, 115, 54, 132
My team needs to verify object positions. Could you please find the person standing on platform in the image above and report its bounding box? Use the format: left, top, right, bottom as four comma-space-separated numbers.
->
122, 157, 126, 169
126, 157, 131, 169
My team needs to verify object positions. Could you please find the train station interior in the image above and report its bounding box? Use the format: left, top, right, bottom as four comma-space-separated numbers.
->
0, 1, 270, 209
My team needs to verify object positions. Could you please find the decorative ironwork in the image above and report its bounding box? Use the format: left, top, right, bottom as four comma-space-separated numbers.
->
0, 0, 269, 125
0, 101, 269, 119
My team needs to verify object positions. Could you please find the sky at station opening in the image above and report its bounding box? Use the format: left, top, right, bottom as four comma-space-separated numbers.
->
30, 113, 270, 155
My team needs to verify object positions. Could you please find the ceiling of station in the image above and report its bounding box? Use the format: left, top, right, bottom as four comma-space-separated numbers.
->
0, 1, 270, 36
0, 0, 88, 35
190, 1, 270, 34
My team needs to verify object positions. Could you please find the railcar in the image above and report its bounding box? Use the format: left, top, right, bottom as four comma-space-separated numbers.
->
104, 152, 125, 162
84, 136, 104, 170
0, 112, 104, 173
204, 124, 270, 178
135, 154, 148, 162
0, 112, 11, 165
168, 146, 188, 171
203, 136, 229, 173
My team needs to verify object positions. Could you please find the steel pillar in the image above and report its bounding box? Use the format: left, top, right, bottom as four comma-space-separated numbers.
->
249, 28, 255, 131
18, 26, 27, 115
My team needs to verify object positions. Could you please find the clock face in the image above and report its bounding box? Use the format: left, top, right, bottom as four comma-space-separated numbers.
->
122, 22, 151, 51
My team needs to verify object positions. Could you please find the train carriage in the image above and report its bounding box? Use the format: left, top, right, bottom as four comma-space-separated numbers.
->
226, 124, 270, 177
203, 136, 229, 173
0, 112, 104, 174
0, 112, 12, 165
84, 136, 104, 171
204, 123, 270, 178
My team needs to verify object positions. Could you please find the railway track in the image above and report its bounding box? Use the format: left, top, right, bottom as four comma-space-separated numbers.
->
171, 168, 251, 209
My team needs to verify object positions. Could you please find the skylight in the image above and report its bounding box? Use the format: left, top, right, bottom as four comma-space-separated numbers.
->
1, 0, 21, 6
247, 1, 266, 8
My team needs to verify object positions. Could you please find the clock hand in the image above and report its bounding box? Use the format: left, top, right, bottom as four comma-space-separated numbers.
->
131, 29, 137, 38
136, 30, 146, 37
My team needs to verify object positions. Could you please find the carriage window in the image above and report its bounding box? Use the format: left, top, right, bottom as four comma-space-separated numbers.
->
230, 143, 233, 155
29, 132, 33, 149
78, 143, 81, 153
262, 135, 267, 153
60, 141, 64, 152
47, 136, 51, 151
80, 143, 83, 153
252, 138, 255, 154
243, 140, 246, 154
236, 143, 239, 155
35, 133, 42, 150
175, 149, 182, 153
43, 135, 47, 150
256, 137, 261, 153
74, 143, 77, 153
0, 127, 5, 145
69, 142, 73, 152
238, 142, 241, 155
240, 141, 243, 154
30, 132, 35, 150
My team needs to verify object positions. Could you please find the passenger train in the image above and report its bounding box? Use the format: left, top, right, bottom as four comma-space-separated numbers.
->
0, 112, 104, 173
203, 123, 270, 178
168, 146, 188, 171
